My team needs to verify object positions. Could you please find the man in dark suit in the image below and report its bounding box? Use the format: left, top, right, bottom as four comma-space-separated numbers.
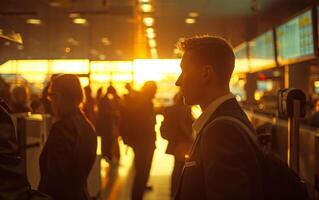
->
174, 36, 263, 200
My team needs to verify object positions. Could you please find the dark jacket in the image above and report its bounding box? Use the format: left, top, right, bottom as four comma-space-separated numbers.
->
39, 109, 97, 200
0, 103, 31, 200
162, 105, 193, 159
175, 98, 263, 200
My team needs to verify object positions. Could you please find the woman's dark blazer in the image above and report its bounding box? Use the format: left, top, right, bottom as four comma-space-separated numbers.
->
39, 109, 97, 200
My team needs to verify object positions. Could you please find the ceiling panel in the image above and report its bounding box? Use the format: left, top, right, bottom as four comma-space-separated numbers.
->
0, 0, 316, 60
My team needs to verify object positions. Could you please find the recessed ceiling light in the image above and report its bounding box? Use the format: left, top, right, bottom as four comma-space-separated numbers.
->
139, 0, 151, 3
143, 17, 154, 27
150, 48, 157, 54
101, 37, 111, 46
148, 39, 156, 48
49, 1, 61, 7
99, 54, 106, 60
150, 48, 158, 58
146, 27, 154, 34
146, 32, 156, 39
90, 49, 98, 55
73, 18, 87, 25
69, 13, 80, 18
115, 49, 123, 55
17, 45, 24, 50
67, 37, 80, 46
65, 47, 71, 53
141, 4, 153, 13
26, 18, 42, 25
185, 18, 196, 24
189, 12, 199, 18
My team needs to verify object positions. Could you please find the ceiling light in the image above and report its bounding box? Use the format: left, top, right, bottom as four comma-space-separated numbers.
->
101, 37, 111, 46
65, 47, 71, 53
141, 4, 153, 13
189, 12, 199, 18
73, 18, 87, 25
99, 54, 106, 60
139, 0, 151, 3
17, 45, 24, 50
143, 17, 154, 27
146, 32, 156, 39
185, 18, 196, 24
90, 49, 98, 55
69, 13, 80, 18
67, 37, 80, 46
148, 39, 156, 48
146, 27, 154, 34
26, 18, 42, 25
150, 48, 157, 55
49, 1, 61, 7
115, 49, 123, 55
0, 29, 3, 35
150, 48, 158, 58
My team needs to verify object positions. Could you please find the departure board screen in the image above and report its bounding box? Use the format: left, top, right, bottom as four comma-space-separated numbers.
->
249, 30, 276, 71
234, 43, 250, 73
276, 10, 314, 64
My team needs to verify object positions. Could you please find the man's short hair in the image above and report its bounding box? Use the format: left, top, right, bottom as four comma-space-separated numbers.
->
177, 35, 235, 86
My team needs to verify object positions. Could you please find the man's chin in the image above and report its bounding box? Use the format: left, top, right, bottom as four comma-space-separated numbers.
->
182, 97, 196, 106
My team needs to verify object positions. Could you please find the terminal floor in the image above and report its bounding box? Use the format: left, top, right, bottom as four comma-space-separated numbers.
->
99, 132, 174, 200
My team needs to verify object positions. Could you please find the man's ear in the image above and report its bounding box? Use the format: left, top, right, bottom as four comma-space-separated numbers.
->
202, 65, 214, 83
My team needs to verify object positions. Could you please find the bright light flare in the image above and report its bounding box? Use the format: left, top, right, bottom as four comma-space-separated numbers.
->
189, 12, 199, 18
148, 39, 156, 48
26, 18, 42, 25
143, 17, 154, 26
146, 31, 156, 39
185, 18, 196, 24
73, 18, 87, 25
141, 4, 153, 12
133, 59, 180, 86
146, 27, 154, 34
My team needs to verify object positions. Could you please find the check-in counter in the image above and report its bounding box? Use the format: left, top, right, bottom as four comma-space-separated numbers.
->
12, 113, 51, 189
244, 109, 319, 199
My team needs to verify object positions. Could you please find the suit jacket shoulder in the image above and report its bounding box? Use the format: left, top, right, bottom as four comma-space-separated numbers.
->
176, 98, 263, 200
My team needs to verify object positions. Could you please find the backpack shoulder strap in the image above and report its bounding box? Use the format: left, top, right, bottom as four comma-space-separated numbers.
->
204, 116, 262, 152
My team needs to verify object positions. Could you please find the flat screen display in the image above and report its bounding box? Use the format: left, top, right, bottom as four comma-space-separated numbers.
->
276, 10, 314, 64
234, 43, 250, 73
257, 80, 274, 92
249, 30, 276, 71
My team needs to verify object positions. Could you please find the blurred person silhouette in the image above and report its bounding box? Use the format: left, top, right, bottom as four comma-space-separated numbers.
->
30, 94, 45, 114
41, 74, 60, 115
174, 36, 263, 200
0, 77, 11, 107
129, 81, 157, 200
160, 92, 194, 197
83, 85, 96, 125
11, 85, 31, 113
0, 98, 52, 200
106, 84, 121, 162
95, 85, 117, 162
39, 74, 97, 200
309, 98, 319, 128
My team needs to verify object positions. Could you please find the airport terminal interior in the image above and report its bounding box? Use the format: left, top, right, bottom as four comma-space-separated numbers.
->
1, 0, 319, 199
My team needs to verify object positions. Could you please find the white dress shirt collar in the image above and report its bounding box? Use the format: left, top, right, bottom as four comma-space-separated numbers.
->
193, 93, 235, 135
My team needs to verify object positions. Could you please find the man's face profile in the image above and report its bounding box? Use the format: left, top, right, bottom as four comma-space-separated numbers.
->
175, 51, 206, 106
